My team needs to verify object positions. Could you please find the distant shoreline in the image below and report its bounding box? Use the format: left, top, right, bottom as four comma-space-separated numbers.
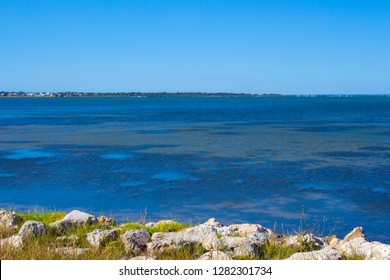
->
1, 92, 389, 98
0, 92, 284, 98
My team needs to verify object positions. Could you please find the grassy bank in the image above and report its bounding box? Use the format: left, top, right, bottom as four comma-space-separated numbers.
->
0, 210, 364, 260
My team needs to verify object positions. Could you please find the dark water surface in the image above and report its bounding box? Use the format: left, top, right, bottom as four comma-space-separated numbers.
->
1, 96, 389, 242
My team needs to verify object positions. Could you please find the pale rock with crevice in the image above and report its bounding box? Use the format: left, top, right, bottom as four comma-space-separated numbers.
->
220, 236, 260, 257
121, 229, 151, 254
18, 221, 48, 240
87, 229, 119, 246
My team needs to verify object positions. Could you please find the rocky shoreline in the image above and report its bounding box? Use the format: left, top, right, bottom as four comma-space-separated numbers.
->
1, 209, 389, 260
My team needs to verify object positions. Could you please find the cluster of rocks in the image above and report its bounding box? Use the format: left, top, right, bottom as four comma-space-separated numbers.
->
1, 209, 389, 260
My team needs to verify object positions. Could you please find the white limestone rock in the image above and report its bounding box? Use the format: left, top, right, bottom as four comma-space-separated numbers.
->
86, 229, 119, 246
180, 225, 217, 244
18, 221, 48, 240
229, 224, 272, 237
284, 234, 328, 247
337, 237, 390, 260
149, 225, 217, 252
50, 210, 97, 230
202, 233, 221, 251
220, 236, 260, 257
287, 246, 343, 260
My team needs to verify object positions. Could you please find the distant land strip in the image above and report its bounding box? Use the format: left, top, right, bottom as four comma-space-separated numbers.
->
0, 91, 284, 98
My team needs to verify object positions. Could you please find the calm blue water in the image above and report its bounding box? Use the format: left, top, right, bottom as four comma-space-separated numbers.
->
1, 96, 389, 242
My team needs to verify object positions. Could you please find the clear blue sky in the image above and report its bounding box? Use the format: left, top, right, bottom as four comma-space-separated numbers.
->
1, 0, 389, 94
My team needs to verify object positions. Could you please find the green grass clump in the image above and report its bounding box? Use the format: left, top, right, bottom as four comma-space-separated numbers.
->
259, 240, 300, 260
120, 221, 189, 235
153, 244, 206, 260
147, 221, 189, 235
342, 253, 366, 260
120, 223, 145, 231
18, 210, 66, 226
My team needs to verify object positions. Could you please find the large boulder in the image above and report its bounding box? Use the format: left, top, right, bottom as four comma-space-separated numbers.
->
121, 229, 151, 254
287, 246, 343, 260
199, 250, 231, 260
0, 209, 20, 229
337, 237, 390, 260
50, 210, 97, 230
87, 229, 119, 246
18, 221, 48, 240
